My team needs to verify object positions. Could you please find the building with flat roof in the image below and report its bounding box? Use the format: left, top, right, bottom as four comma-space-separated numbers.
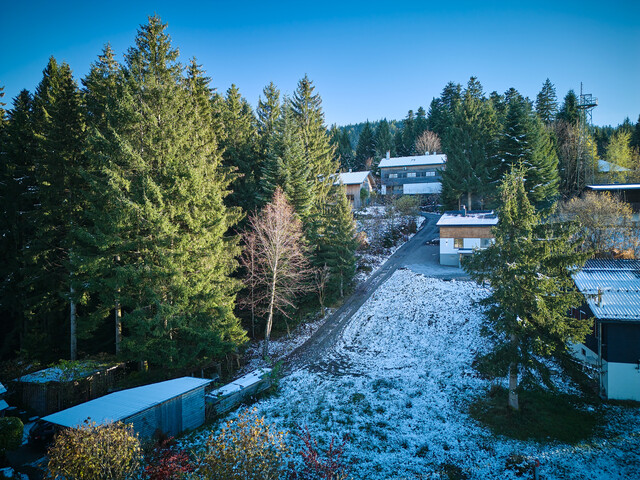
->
437, 210, 497, 267
379, 153, 446, 196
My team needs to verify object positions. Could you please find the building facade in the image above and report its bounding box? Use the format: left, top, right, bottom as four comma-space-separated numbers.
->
437, 210, 497, 267
337, 171, 375, 209
379, 153, 446, 196
571, 259, 640, 401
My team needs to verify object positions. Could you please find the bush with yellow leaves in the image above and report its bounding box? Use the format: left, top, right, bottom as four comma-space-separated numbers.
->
48, 420, 141, 480
199, 408, 289, 480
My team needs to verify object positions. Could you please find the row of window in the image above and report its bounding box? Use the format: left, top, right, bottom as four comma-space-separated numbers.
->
453, 238, 493, 249
387, 171, 437, 179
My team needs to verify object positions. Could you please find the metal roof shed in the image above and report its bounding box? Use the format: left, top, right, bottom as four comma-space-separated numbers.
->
43, 377, 212, 438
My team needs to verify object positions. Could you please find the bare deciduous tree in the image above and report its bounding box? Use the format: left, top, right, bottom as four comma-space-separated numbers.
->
414, 130, 441, 155
240, 188, 313, 357
314, 264, 331, 314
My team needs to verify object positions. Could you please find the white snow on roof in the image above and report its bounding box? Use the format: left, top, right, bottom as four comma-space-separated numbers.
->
403, 182, 441, 194
43, 377, 212, 428
379, 154, 446, 169
208, 368, 272, 399
436, 211, 498, 226
17, 361, 118, 384
337, 171, 371, 185
587, 184, 640, 191
598, 159, 630, 173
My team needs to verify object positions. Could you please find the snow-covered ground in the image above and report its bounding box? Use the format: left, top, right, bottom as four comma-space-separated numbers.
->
185, 269, 640, 479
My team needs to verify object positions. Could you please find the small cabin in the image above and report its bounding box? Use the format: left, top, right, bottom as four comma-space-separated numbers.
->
206, 369, 271, 416
437, 210, 498, 267
336, 171, 375, 209
42, 377, 212, 438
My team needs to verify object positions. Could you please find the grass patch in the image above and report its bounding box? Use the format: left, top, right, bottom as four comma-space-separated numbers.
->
470, 386, 600, 443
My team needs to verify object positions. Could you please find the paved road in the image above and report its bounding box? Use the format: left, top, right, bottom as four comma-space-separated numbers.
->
285, 214, 466, 371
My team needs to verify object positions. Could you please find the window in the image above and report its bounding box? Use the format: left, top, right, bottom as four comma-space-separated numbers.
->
425, 171, 436, 177
454, 238, 463, 249
389, 173, 398, 178
407, 172, 416, 178
480, 238, 493, 248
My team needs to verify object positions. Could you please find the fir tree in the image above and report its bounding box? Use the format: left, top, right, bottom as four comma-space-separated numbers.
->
464, 167, 589, 410
557, 90, 580, 125
535, 78, 558, 126
374, 119, 393, 162
631, 114, 640, 150
338, 128, 355, 171
80, 16, 246, 369
354, 121, 375, 170
400, 110, 416, 156
414, 106, 428, 140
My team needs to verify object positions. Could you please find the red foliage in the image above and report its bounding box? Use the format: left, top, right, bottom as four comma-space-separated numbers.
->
144, 437, 194, 480
289, 426, 351, 480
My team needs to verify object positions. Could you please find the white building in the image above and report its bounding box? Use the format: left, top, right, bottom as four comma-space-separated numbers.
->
379, 153, 446, 196
437, 210, 498, 267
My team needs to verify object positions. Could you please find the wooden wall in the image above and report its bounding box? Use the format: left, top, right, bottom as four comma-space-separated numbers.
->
440, 226, 494, 239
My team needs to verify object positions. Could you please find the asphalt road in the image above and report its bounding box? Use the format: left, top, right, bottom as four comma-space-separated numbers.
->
285, 213, 466, 371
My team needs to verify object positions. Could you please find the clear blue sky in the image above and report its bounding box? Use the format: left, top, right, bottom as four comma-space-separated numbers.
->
1, 0, 638, 127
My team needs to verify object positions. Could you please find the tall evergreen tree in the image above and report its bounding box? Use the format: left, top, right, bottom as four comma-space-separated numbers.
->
80, 16, 246, 369
494, 92, 559, 209
631, 114, 640, 150
414, 106, 428, 140
400, 110, 416, 156
427, 82, 461, 139
374, 119, 393, 173
0, 90, 37, 358
535, 78, 558, 126
441, 77, 499, 209
220, 84, 259, 214
354, 121, 375, 170
21, 58, 86, 361
464, 167, 588, 410
557, 90, 580, 125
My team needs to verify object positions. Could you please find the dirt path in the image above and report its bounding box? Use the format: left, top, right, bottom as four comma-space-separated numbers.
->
285, 214, 446, 372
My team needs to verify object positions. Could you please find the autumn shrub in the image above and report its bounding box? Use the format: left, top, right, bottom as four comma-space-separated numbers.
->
144, 436, 194, 480
199, 408, 288, 480
48, 420, 141, 480
288, 426, 351, 480
0, 417, 23, 458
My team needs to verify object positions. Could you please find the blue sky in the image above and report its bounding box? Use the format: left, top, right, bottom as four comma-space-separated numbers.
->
1, 1, 638, 127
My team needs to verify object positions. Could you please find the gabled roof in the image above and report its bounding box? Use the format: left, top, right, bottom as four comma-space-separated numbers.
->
573, 259, 640, 321
337, 171, 372, 185
43, 377, 212, 428
437, 211, 498, 227
379, 154, 446, 169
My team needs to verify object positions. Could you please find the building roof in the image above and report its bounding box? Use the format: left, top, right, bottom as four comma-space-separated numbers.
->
17, 361, 119, 384
436, 211, 498, 227
573, 259, 640, 321
0, 382, 6, 396
0, 400, 8, 411
379, 154, 446, 169
337, 171, 372, 186
403, 182, 442, 194
587, 184, 640, 191
598, 159, 630, 173
43, 377, 212, 428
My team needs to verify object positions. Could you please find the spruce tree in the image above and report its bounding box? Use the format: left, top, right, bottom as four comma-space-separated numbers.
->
22, 58, 86, 361
400, 110, 416, 156
374, 119, 393, 161
338, 128, 355, 171
80, 16, 246, 369
220, 84, 259, 214
631, 114, 640, 150
0, 90, 36, 357
557, 90, 580, 125
354, 121, 375, 170
535, 78, 558, 126
414, 106, 428, 140
464, 166, 589, 410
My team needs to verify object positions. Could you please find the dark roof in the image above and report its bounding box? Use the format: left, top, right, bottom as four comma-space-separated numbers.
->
573, 259, 640, 321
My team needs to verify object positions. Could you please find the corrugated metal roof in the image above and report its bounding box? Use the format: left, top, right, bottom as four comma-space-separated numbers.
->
43, 377, 212, 428
337, 171, 371, 185
573, 259, 640, 321
379, 154, 446, 169
0, 382, 6, 395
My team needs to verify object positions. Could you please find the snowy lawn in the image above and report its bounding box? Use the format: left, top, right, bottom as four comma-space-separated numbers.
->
184, 270, 640, 479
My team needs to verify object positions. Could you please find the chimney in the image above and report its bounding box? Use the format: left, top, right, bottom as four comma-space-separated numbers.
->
597, 288, 603, 307
461, 205, 466, 216
386, 151, 390, 159
348, 168, 352, 173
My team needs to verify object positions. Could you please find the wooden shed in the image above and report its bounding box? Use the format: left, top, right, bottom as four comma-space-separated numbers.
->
42, 377, 212, 439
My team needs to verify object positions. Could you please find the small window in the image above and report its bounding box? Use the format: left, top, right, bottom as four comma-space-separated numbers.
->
389, 173, 398, 179
426, 171, 436, 177
454, 238, 463, 249
407, 172, 416, 178
480, 238, 493, 248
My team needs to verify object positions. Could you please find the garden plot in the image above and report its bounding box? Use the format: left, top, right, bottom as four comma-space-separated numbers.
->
185, 270, 640, 479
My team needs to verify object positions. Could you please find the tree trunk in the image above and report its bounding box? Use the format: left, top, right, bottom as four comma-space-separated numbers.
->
70, 283, 77, 361
264, 268, 278, 358
467, 191, 473, 211
115, 299, 122, 355
508, 333, 519, 410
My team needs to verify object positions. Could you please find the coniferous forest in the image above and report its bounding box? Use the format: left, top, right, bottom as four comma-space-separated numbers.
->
0, 16, 358, 371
